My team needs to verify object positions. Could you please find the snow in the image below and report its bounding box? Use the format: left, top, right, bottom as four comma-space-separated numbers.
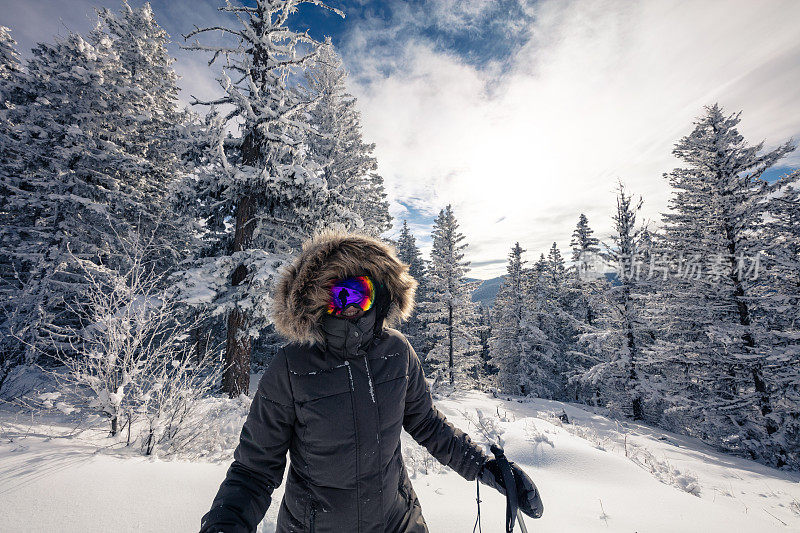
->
1, 389, 798, 532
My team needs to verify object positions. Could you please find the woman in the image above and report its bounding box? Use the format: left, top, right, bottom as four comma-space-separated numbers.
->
200, 229, 543, 533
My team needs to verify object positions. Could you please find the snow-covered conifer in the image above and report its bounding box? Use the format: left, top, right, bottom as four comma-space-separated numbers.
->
650, 104, 795, 465
755, 169, 800, 466
178, 0, 343, 396
417, 205, 481, 387
0, 32, 152, 363
90, 1, 199, 268
541, 243, 587, 398
0, 26, 21, 94
304, 38, 391, 236
571, 213, 600, 279
490, 243, 540, 395
579, 183, 653, 419
395, 220, 427, 350
1, 5, 195, 372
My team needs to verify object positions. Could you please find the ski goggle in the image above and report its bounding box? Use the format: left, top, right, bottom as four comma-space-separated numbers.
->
326, 275, 375, 316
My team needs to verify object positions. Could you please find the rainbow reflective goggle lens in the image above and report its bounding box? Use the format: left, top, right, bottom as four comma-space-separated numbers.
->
326, 275, 375, 317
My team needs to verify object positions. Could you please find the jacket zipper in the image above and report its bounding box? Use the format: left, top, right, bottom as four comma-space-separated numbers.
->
309, 504, 317, 533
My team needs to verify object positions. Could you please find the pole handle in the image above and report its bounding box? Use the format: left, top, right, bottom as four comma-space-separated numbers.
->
490, 444, 519, 533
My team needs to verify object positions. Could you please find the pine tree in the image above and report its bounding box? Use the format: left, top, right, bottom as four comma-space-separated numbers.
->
571, 213, 600, 279
179, 0, 343, 396
90, 1, 199, 268
396, 220, 426, 281
0, 26, 24, 385
543, 242, 588, 399
566, 213, 609, 402
0, 26, 21, 94
476, 304, 494, 386
304, 38, 391, 236
650, 104, 795, 465
0, 31, 154, 363
417, 205, 481, 387
490, 242, 540, 395
756, 169, 800, 466
395, 220, 427, 350
580, 183, 653, 419
0, 6, 196, 372
517, 253, 562, 398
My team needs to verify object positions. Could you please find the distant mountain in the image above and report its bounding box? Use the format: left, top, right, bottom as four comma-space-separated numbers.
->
467, 271, 619, 309
467, 276, 504, 308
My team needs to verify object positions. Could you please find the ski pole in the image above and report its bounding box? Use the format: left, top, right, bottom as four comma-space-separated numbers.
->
490, 444, 529, 533
516, 509, 529, 533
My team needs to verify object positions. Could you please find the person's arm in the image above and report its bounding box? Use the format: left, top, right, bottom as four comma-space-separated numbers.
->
402, 337, 488, 480
200, 348, 295, 533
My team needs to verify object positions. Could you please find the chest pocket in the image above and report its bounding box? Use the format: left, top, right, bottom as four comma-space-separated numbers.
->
290, 364, 357, 488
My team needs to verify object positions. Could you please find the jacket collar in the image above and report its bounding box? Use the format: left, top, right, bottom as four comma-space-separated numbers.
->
318, 306, 377, 359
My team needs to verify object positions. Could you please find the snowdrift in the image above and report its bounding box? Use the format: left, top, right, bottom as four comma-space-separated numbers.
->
0, 389, 797, 532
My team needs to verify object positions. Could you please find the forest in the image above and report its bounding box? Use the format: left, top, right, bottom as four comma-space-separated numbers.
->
0, 1, 798, 531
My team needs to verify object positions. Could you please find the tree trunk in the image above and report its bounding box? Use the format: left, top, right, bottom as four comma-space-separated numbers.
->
724, 222, 774, 429
223, 124, 262, 398
448, 303, 454, 385
224, 193, 257, 398
193, 315, 210, 365
225, 305, 252, 397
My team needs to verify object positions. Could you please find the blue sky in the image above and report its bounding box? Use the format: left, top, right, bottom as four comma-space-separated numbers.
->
3, 0, 800, 279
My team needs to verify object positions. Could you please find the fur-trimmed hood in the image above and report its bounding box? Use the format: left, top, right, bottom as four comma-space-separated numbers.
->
272, 229, 418, 346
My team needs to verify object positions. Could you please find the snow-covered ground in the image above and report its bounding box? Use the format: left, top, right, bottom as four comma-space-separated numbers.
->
1, 387, 798, 532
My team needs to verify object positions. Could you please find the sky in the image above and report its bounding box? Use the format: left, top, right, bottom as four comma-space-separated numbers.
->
3, 0, 800, 279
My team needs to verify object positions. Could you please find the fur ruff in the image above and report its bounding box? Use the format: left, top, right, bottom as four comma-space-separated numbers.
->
272, 228, 418, 346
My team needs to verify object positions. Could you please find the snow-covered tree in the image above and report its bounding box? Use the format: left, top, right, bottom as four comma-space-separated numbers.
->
0, 5, 195, 375
396, 220, 427, 282
304, 38, 391, 236
0, 26, 21, 95
649, 104, 795, 465
579, 183, 653, 419
395, 220, 427, 350
0, 26, 24, 387
417, 205, 482, 387
755, 169, 800, 466
178, 0, 343, 396
509, 254, 559, 398
540, 243, 588, 399
49, 233, 220, 451
476, 304, 494, 385
490, 243, 540, 396
571, 213, 600, 279
89, 1, 199, 268
0, 32, 153, 363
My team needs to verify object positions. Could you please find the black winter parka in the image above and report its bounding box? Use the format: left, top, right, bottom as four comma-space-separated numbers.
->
201, 230, 489, 533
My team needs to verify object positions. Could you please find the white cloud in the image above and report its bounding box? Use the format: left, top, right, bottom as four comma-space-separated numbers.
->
343, 0, 800, 279
5, 0, 798, 280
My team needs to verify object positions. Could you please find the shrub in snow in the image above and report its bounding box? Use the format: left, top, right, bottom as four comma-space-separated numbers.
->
462, 408, 506, 448
523, 419, 555, 450
402, 438, 447, 478
47, 236, 222, 454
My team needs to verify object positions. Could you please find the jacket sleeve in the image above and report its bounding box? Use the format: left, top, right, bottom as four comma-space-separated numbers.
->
200, 348, 296, 533
402, 337, 488, 481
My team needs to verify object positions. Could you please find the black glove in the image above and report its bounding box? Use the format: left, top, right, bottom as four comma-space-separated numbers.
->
479, 458, 544, 519
199, 505, 252, 533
